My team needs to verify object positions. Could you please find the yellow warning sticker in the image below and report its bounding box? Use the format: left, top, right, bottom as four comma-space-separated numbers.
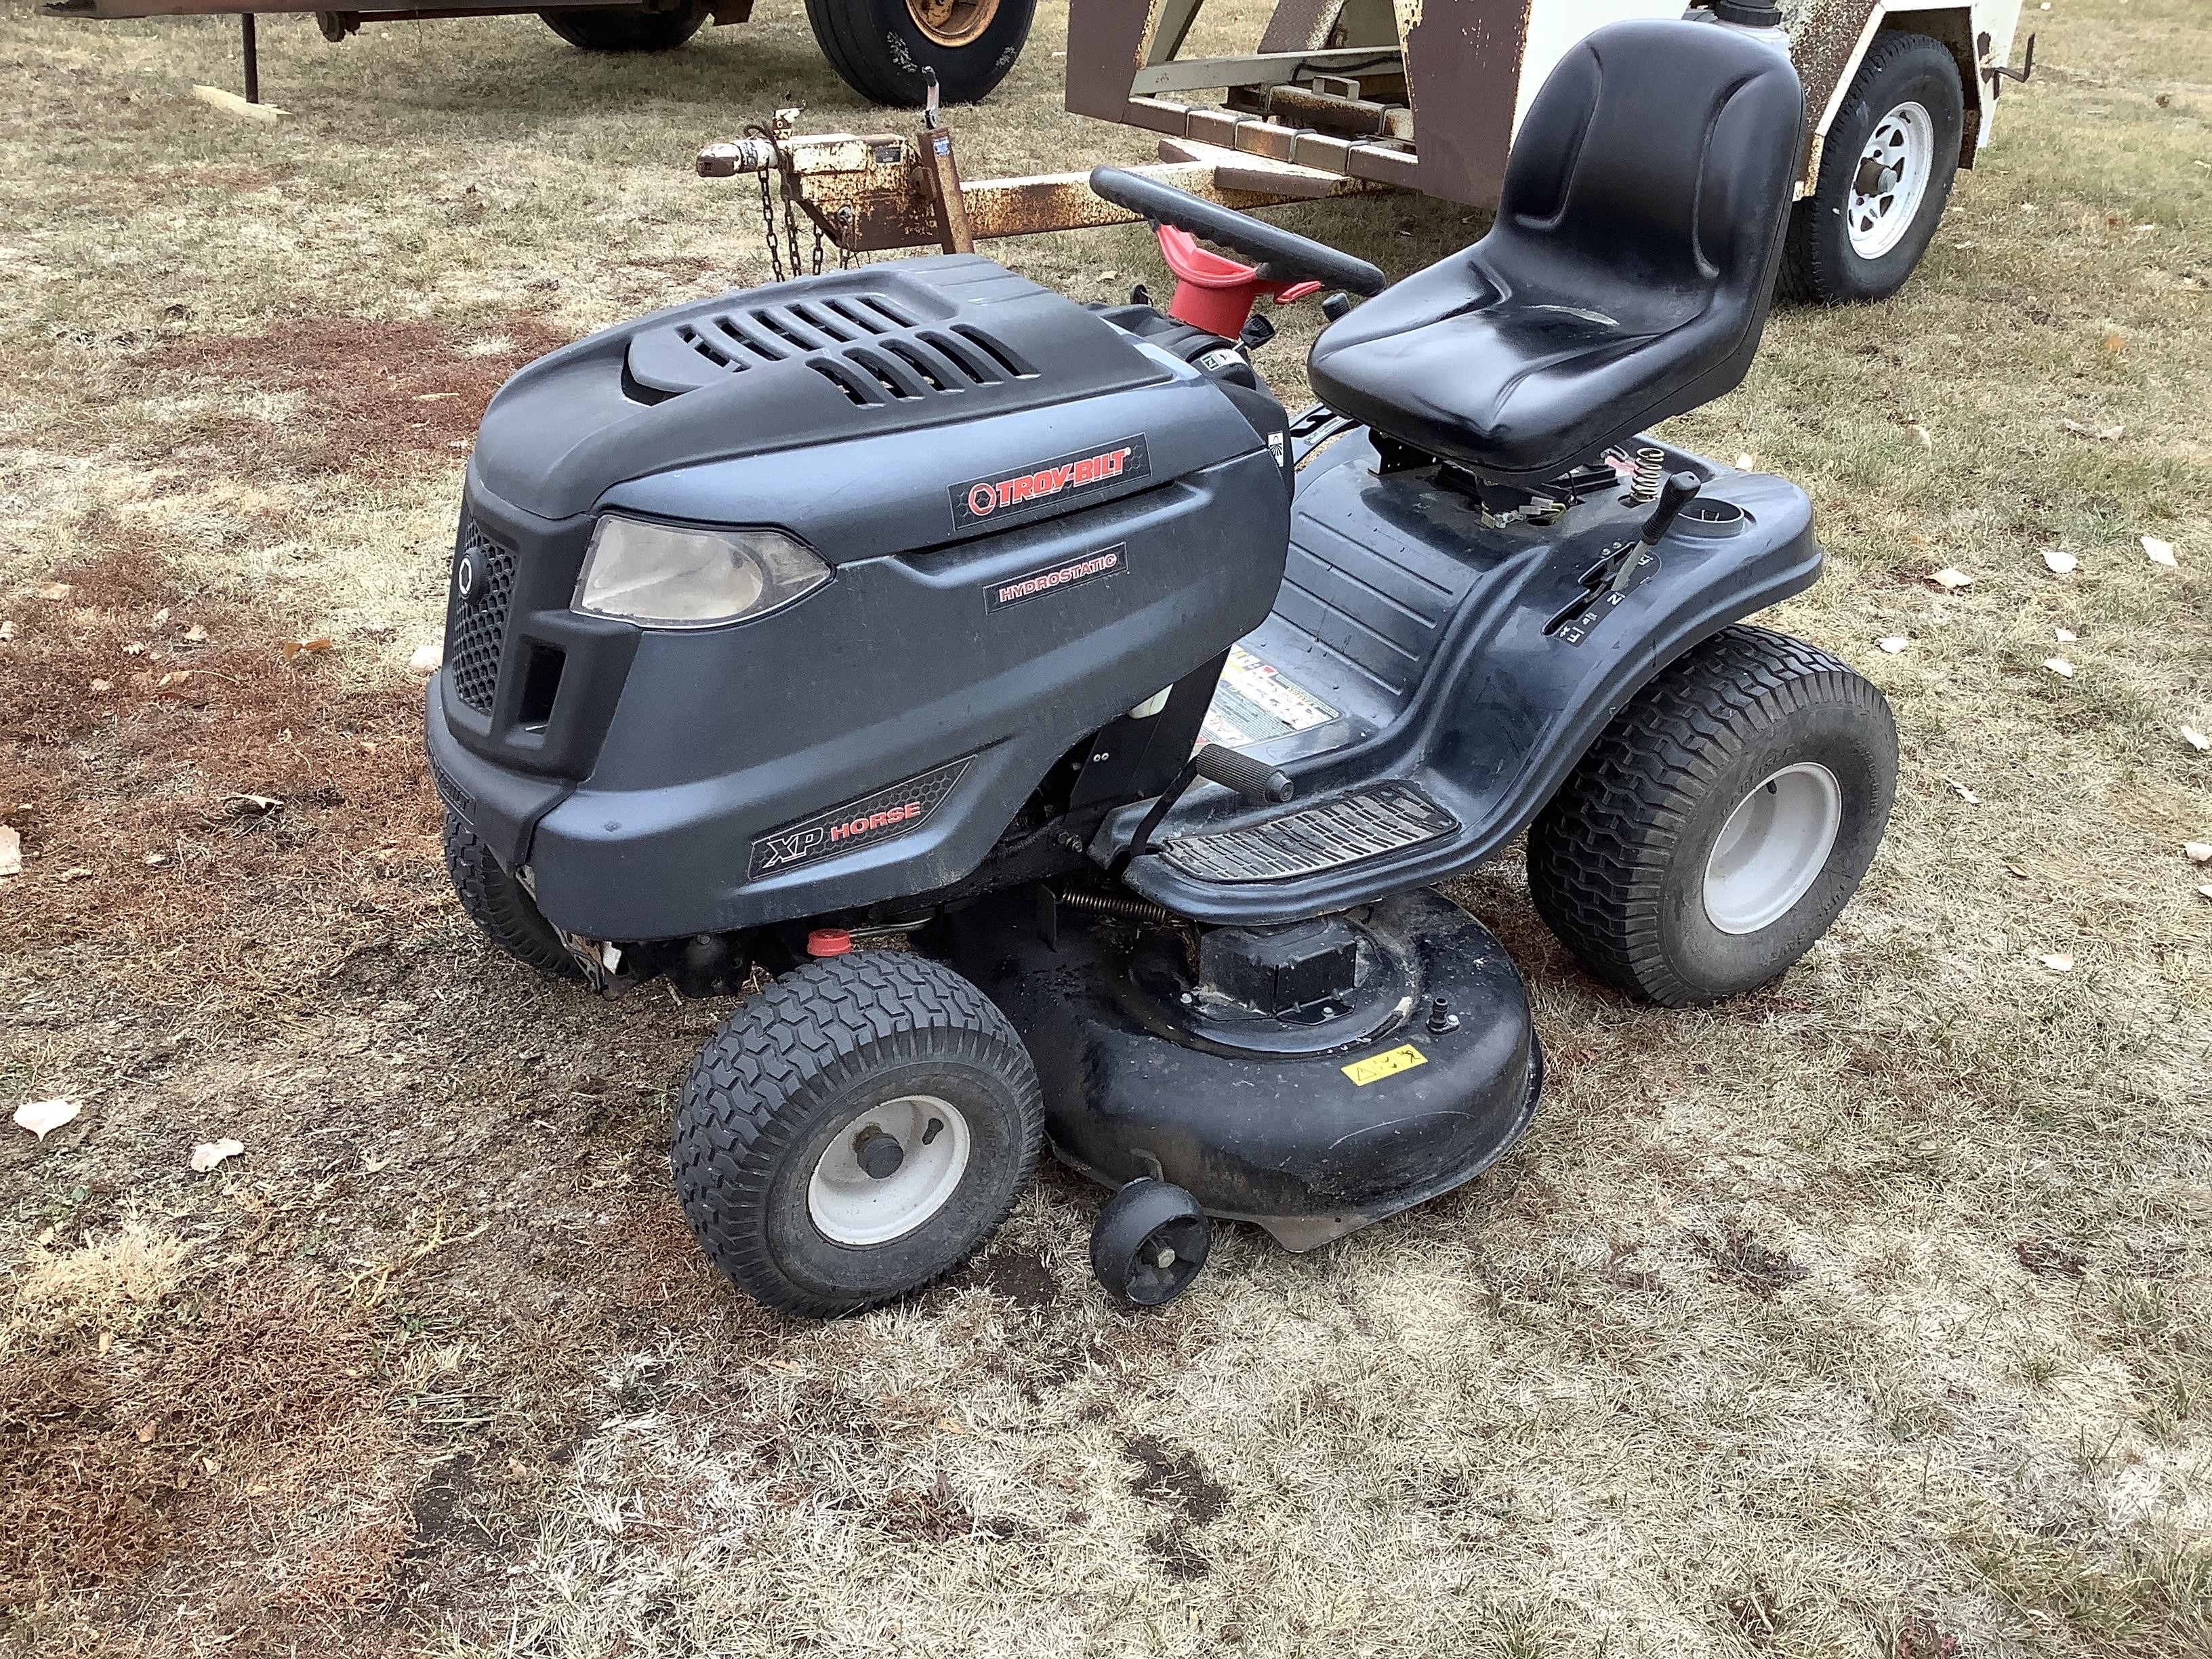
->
1340, 1044, 1428, 1086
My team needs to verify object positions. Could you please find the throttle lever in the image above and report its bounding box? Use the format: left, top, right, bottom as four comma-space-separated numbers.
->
1638, 470, 1702, 548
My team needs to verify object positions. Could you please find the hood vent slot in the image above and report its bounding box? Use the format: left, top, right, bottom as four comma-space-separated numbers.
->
629, 280, 1036, 404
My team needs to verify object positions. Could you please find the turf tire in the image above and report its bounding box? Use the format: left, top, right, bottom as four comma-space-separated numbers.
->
673, 952, 1043, 1317
539, 3, 707, 52
1780, 32, 1964, 304
802, 0, 1035, 108
443, 809, 581, 981
1528, 627, 1897, 1007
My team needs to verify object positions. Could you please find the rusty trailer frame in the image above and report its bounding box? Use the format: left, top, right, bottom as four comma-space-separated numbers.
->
697, 0, 2031, 262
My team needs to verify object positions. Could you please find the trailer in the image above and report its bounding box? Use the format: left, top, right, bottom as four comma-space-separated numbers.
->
700, 0, 2034, 304
47, 0, 1036, 108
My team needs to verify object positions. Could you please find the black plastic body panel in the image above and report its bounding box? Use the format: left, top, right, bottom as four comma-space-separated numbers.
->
945, 886, 1540, 1248
1113, 434, 1826, 923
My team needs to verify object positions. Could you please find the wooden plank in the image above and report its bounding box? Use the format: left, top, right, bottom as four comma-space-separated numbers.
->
1130, 47, 1404, 96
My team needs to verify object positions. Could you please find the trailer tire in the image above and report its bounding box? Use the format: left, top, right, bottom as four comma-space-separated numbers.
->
1781, 32, 1964, 305
539, 3, 708, 53
1528, 627, 1897, 1007
803, 0, 1035, 108
443, 811, 581, 981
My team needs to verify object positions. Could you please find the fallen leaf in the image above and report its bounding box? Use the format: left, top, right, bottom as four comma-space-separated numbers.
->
1910, 424, 1933, 450
89, 678, 112, 692
2186, 843, 2212, 865
1945, 778, 1981, 805
760, 1358, 804, 1375
182, 623, 208, 642
2039, 954, 2074, 973
2184, 727, 2211, 753
0, 825, 18, 878
1930, 567, 1975, 591
224, 793, 283, 817
1876, 636, 1910, 653
98, 1331, 112, 1356
123, 641, 146, 655
0, 620, 14, 641
407, 642, 443, 676
2103, 332, 2127, 354
2060, 419, 2124, 441
14, 1099, 81, 1140
189, 1138, 244, 1173
2043, 550, 2077, 574
2005, 863, 2030, 880
2142, 536, 2177, 567
1734, 452, 1755, 470
2043, 657, 2075, 678
2054, 628, 2077, 642
39, 582, 72, 602
58, 866, 91, 882
151, 608, 169, 626
280, 637, 333, 660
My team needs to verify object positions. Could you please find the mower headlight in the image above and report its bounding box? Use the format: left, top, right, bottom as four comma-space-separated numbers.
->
573, 516, 829, 628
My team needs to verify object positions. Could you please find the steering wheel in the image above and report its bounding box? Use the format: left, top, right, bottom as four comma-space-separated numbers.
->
1088, 167, 1387, 298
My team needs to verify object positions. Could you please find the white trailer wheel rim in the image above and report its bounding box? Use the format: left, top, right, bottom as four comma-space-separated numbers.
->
1702, 763, 1844, 935
1847, 100, 1936, 260
807, 1095, 971, 1246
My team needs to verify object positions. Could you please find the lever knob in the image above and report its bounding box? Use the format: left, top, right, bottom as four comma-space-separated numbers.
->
1319, 291, 1354, 322
1639, 470, 1703, 546
1193, 743, 1294, 804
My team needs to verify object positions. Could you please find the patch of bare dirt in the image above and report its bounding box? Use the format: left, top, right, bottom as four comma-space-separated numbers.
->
148, 314, 573, 479
0, 528, 443, 1020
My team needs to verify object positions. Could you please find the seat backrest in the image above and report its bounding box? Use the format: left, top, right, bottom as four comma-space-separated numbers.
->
1494, 19, 1804, 302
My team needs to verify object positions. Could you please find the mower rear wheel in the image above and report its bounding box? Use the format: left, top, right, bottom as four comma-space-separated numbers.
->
673, 952, 1043, 1317
1090, 1179, 1210, 1309
1528, 627, 1897, 1007
539, 3, 708, 52
442, 810, 581, 981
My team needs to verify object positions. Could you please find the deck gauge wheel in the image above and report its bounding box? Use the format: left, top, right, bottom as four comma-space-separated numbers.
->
1090, 1179, 1212, 1308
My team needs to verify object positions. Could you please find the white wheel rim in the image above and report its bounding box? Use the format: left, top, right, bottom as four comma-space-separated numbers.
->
806, 1095, 971, 1246
1702, 763, 1843, 935
1847, 100, 1936, 260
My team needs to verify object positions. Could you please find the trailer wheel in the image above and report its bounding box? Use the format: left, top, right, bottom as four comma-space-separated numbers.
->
443, 811, 581, 981
1528, 628, 1897, 1008
803, 0, 1035, 108
1781, 32, 1965, 304
673, 953, 1043, 1317
539, 3, 708, 52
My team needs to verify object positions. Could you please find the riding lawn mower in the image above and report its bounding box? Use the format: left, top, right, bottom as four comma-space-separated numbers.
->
426, 17, 1898, 1314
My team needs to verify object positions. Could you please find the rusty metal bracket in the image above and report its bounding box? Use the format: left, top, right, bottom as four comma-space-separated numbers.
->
695, 117, 1391, 258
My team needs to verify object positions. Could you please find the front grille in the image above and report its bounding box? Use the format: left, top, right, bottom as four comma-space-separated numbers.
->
446, 519, 515, 715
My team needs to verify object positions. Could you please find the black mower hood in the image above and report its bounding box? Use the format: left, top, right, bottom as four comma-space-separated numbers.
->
472, 255, 1175, 525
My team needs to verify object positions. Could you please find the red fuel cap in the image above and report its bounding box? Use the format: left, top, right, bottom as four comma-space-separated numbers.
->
806, 928, 853, 958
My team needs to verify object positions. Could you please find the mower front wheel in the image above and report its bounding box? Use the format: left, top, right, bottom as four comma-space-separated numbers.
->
442, 811, 581, 982
673, 952, 1043, 1317
1529, 627, 1897, 1007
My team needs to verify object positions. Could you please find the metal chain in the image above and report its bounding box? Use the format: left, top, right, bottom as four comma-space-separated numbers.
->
741, 124, 852, 281
744, 123, 786, 284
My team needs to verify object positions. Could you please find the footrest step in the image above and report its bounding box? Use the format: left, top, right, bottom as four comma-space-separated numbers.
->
1158, 782, 1458, 883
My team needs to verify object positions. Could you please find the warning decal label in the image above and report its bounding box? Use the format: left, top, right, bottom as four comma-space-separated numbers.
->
1198, 644, 1340, 751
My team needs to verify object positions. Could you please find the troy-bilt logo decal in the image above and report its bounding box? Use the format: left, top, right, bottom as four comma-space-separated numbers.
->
951, 436, 1150, 529
986, 544, 1128, 611
747, 758, 972, 880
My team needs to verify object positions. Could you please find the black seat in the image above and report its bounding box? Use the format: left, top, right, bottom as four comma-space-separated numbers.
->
1307, 20, 1804, 485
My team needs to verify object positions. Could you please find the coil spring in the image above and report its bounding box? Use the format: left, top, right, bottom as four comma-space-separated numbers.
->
1055, 890, 1178, 925
1631, 447, 1666, 503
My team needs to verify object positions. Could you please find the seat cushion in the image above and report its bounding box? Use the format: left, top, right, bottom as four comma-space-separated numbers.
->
1307, 249, 1721, 478
1305, 19, 1805, 484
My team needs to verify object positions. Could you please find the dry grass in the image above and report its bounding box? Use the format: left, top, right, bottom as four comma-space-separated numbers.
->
2, 0, 2208, 1655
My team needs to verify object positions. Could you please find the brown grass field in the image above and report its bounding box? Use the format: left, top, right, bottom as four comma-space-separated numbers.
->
1, 1, 2207, 1654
